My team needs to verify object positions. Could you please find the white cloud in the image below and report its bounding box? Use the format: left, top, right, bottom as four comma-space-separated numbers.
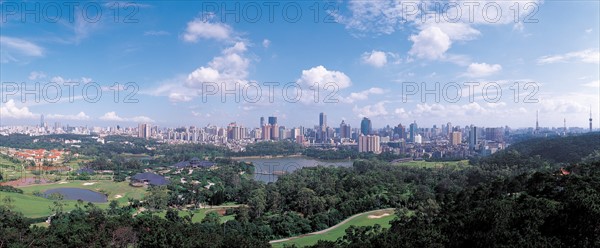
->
464, 63, 502, 77
0, 99, 36, 119
585, 28, 593, 34
183, 17, 233, 42
343, 88, 385, 103
409, 26, 451, 60
0, 36, 44, 63
537, 49, 600, 64
28, 71, 47, 81
297, 65, 352, 89
262, 39, 271, 48
353, 101, 388, 118
582, 80, 599, 88
100, 112, 154, 123
47, 112, 90, 120
361, 50, 388, 67
186, 41, 250, 88
409, 22, 480, 60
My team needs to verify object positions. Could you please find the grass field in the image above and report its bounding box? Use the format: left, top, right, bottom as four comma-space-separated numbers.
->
1, 180, 147, 218
393, 160, 470, 169
272, 209, 396, 248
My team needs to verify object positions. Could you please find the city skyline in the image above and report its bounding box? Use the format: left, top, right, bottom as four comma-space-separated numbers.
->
1, 1, 599, 128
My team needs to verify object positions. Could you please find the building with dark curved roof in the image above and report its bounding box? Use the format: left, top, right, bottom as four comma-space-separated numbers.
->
130, 172, 169, 186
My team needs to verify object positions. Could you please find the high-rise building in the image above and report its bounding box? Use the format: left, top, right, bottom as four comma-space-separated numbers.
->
485, 128, 504, 142
590, 107, 593, 132
360, 117, 372, 135
318, 113, 328, 142
450, 131, 462, 145
319, 112, 327, 127
394, 123, 406, 140
340, 120, 351, 139
535, 110, 539, 133
268, 116, 277, 126
469, 126, 478, 150
40, 114, 45, 128
260, 117, 265, 127
358, 135, 381, 154
138, 123, 150, 139
409, 121, 418, 142
446, 122, 452, 138
262, 125, 272, 140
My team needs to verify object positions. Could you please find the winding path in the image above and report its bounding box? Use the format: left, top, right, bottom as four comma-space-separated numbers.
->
269, 208, 395, 244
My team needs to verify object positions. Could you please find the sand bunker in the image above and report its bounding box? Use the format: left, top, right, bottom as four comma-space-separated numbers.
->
115, 194, 123, 199
82, 182, 96, 186
368, 213, 391, 219
58, 181, 68, 184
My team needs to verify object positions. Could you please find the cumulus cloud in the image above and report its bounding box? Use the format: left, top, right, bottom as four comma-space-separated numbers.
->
464, 63, 502, 77
343, 88, 385, 103
182, 17, 233, 42
353, 101, 389, 118
361, 50, 388, 67
0, 99, 36, 119
100, 112, 154, 123
47, 112, 90, 120
409, 26, 452, 60
537, 49, 600, 64
186, 42, 250, 89
297, 65, 352, 89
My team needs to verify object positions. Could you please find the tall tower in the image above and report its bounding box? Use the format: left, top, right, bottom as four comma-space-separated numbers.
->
590, 107, 593, 132
564, 118, 567, 134
40, 114, 45, 128
535, 110, 539, 133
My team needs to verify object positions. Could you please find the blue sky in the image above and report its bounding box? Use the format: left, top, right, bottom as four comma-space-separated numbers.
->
1, 0, 599, 129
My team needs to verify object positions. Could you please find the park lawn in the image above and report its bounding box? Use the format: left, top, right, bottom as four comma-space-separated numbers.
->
273, 209, 396, 248
0, 191, 84, 218
19, 180, 147, 205
394, 160, 470, 169
0, 180, 148, 218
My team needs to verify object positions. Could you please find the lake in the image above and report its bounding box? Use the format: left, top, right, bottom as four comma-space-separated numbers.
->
44, 188, 108, 203
239, 157, 354, 183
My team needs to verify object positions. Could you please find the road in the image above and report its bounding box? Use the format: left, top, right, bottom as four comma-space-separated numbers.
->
269, 208, 395, 244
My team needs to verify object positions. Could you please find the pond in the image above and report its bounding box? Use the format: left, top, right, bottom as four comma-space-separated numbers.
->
239, 156, 354, 183
44, 188, 108, 203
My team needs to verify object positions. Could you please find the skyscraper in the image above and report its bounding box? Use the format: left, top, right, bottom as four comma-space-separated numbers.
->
340, 120, 351, 139
590, 107, 593, 132
360, 117, 372, 135
469, 126, 478, 150
268, 116, 277, 126
409, 121, 418, 142
319, 112, 327, 127
260, 117, 265, 127
394, 123, 406, 140
138, 123, 150, 139
318, 113, 328, 142
40, 114, 45, 128
358, 135, 381, 154
535, 110, 539, 133
450, 131, 462, 145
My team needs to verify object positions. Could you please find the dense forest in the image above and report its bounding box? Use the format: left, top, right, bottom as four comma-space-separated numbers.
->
1, 133, 599, 247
